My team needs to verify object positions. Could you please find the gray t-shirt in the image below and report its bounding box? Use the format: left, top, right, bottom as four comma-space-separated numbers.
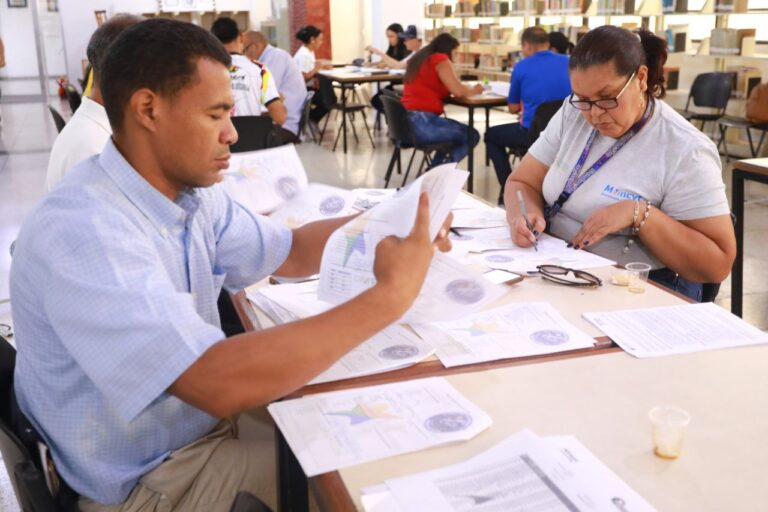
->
528, 99, 730, 268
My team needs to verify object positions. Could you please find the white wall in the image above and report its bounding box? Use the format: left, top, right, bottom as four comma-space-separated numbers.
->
369, 0, 424, 56
330, 0, 364, 64
0, 2, 39, 78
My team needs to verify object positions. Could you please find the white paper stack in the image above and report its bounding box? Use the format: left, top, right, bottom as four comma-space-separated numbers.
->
268, 377, 492, 477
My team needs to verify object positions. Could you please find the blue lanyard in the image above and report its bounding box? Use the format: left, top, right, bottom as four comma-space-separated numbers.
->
545, 99, 655, 221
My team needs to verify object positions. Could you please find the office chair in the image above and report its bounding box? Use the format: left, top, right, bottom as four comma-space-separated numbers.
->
297, 91, 318, 144
678, 72, 732, 134
317, 75, 375, 151
380, 94, 453, 188
507, 98, 564, 166
716, 116, 768, 162
47, 106, 66, 134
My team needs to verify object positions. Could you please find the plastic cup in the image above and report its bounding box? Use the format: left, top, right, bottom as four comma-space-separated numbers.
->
626, 262, 652, 293
648, 406, 691, 459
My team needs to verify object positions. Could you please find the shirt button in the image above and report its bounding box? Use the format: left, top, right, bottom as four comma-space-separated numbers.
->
160, 227, 168, 237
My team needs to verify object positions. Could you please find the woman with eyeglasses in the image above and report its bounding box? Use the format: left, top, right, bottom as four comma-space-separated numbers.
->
504, 26, 735, 301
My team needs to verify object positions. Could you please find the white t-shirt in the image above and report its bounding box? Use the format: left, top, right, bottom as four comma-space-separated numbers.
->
228, 53, 281, 117
293, 45, 316, 74
260, 44, 307, 135
528, 99, 730, 268
46, 96, 111, 191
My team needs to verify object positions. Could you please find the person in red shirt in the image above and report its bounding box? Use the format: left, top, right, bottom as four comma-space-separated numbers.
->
401, 33, 483, 166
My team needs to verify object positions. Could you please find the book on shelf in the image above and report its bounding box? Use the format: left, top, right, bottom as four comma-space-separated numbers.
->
478, 0, 510, 15
664, 24, 688, 53
710, 28, 755, 56
714, 0, 747, 12
425, 3, 447, 16
727, 66, 762, 99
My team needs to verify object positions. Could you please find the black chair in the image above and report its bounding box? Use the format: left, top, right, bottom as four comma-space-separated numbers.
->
230, 116, 281, 153
317, 75, 375, 151
47, 106, 66, 133
63, 85, 81, 114
508, 98, 565, 166
380, 94, 453, 188
0, 335, 74, 511
297, 91, 318, 144
716, 116, 768, 162
678, 72, 732, 133
229, 491, 273, 512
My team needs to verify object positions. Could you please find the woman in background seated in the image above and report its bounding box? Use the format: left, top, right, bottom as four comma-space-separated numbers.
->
505, 26, 735, 301
548, 31, 574, 55
401, 33, 483, 166
367, 23, 410, 67
294, 25, 332, 123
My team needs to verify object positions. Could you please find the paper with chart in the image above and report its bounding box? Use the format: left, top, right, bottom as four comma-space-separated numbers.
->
352, 188, 399, 211
252, 281, 435, 384
317, 164, 473, 307
362, 430, 655, 512
217, 145, 308, 214
268, 377, 492, 477
583, 302, 768, 358
269, 183, 356, 228
411, 302, 596, 367
451, 208, 509, 229
450, 230, 615, 272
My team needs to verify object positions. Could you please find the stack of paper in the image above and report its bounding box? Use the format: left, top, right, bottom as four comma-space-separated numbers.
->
318, 164, 508, 323
412, 302, 596, 367
584, 302, 768, 358
361, 429, 655, 511
269, 183, 356, 228
268, 378, 492, 476
217, 145, 308, 214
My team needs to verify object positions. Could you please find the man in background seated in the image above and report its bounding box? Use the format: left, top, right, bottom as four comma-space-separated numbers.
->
484, 26, 571, 205
211, 17, 287, 128
11, 18, 450, 511
45, 14, 142, 190
243, 30, 305, 143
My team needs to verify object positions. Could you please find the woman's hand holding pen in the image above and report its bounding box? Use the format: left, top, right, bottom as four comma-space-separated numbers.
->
510, 211, 545, 248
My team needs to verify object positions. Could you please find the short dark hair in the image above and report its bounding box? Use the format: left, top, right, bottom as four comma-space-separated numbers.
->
521, 27, 549, 46
211, 16, 240, 45
570, 26, 668, 99
548, 31, 574, 55
86, 13, 143, 82
100, 18, 231, 133
295, 25, 322, 44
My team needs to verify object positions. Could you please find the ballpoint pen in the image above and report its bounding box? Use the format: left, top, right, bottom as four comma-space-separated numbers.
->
516, 190, 538, 252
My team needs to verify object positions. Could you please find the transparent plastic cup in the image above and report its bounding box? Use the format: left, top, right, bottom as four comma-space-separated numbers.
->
626, 262, 652, 294
649, 406, 691, 459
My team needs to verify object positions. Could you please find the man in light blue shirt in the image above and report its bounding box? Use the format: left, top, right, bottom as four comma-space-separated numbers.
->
244, 31, 306, 140
11, 18, 448, 510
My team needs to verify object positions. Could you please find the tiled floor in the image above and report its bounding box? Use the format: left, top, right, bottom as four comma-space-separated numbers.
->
1, 97, 767, 508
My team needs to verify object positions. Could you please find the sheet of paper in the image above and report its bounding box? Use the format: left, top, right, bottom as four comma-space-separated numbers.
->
352, 188, 398, 211
246, 289, 300, 325
268, 377, 492, 477
411, 302, 596, 367
318, 164, 468, 306
487, 80, 511, 97
269, 183, 356, 228
450, 208, 508, 229
363, 430, 656, 512
451, 192, 492, 211
309, 326, 435, 385
451, 231, 615, 272
583, 302, 768, 358
217, 145, 308, 214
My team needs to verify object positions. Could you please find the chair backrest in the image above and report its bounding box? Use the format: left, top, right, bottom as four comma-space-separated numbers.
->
64, 85, 81, 114
315, 75, 338, 109
528, 99, 564, 142
229, 116, 280, 153
47, 106, 66, 134
380, 94, 415, 147
688, 72, 732, 110
297, 90, 315, 137
0, 336, 61, 512
381, 87, 403, 100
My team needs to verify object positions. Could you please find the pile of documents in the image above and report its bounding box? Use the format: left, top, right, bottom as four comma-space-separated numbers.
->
268, 378, 492, 476
361, 429, 656, 512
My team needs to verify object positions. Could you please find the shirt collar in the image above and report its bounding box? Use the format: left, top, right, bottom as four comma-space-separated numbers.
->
78, 96, 112, 135
98, 139, 200, 235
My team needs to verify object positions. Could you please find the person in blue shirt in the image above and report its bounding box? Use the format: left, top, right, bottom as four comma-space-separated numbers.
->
484, 27, 572, 205
10, 18, 451, 510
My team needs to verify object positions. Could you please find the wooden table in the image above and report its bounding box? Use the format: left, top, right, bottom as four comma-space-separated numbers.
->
730, 157, 768, 317
330, 345, 768, 511
232, 265, 690, 512
445, 94, 508, 193
317, 71, 403, 154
